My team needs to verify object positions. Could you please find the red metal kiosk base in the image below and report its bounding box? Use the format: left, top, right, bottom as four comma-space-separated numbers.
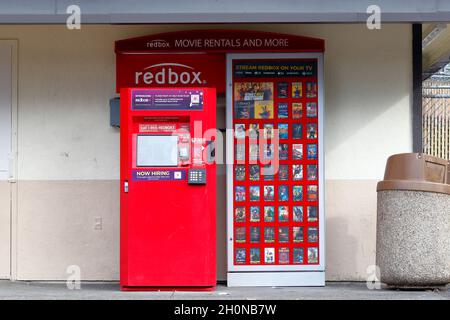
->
119, 88, 217, 292
120, 286, 216, 292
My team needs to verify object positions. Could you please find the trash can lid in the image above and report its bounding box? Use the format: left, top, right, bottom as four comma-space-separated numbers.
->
377, 153, 450, 195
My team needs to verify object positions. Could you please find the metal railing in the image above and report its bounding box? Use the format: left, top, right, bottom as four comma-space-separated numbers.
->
422, 78, 450, 160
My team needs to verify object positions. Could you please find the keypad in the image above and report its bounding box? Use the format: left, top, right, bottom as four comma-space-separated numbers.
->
188, 169, 206, 184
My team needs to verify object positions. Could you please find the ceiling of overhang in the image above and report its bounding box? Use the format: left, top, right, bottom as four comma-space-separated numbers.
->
1, 0, 450, 24
422, 23, 450, 80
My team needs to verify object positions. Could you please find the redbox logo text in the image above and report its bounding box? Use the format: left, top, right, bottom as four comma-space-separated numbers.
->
135, 63, 205, 85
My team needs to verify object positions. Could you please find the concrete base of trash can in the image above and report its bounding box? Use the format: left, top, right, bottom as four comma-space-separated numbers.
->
376, 190, 450, 288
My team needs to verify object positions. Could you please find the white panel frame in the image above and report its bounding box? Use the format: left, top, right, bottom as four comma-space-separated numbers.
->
228, 271, 325, 287
226, 53, 325, 284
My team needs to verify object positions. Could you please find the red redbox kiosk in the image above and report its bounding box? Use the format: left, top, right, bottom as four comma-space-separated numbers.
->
117, 30, 325, 288
120, 87, 216, 290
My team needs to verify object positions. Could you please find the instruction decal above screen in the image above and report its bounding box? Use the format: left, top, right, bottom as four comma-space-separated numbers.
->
131, 89, 204, 110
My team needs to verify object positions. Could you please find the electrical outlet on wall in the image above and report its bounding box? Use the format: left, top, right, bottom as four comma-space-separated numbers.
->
94, 217, 102, 230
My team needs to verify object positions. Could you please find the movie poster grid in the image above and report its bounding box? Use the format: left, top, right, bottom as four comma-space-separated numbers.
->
233, 74, 319, 266
235, 204, 319, 225
235, 245, 319, 265
233, 187, 320, 265
234, 81, 318, 121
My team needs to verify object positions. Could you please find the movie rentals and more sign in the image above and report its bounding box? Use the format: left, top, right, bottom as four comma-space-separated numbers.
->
115, 29, 323, 53
152, 37, 290, 50
115, 30, 324, 93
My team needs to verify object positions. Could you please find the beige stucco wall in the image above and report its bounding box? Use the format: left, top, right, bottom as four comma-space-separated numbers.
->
0, 24, 412, 281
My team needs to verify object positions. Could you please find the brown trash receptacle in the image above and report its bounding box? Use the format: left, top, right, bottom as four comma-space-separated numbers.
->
376, 153, 450, 289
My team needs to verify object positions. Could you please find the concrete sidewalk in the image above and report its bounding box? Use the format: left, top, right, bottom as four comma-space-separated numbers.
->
0, 281, 448, 300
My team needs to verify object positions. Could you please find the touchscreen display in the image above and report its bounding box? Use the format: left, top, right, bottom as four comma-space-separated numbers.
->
136, 135, 178, 167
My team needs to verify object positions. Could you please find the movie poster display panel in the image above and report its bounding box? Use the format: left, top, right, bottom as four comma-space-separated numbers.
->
230, 58, 321, 267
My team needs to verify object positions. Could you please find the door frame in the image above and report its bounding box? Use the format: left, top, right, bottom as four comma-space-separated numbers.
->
0, 40, 18, 280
